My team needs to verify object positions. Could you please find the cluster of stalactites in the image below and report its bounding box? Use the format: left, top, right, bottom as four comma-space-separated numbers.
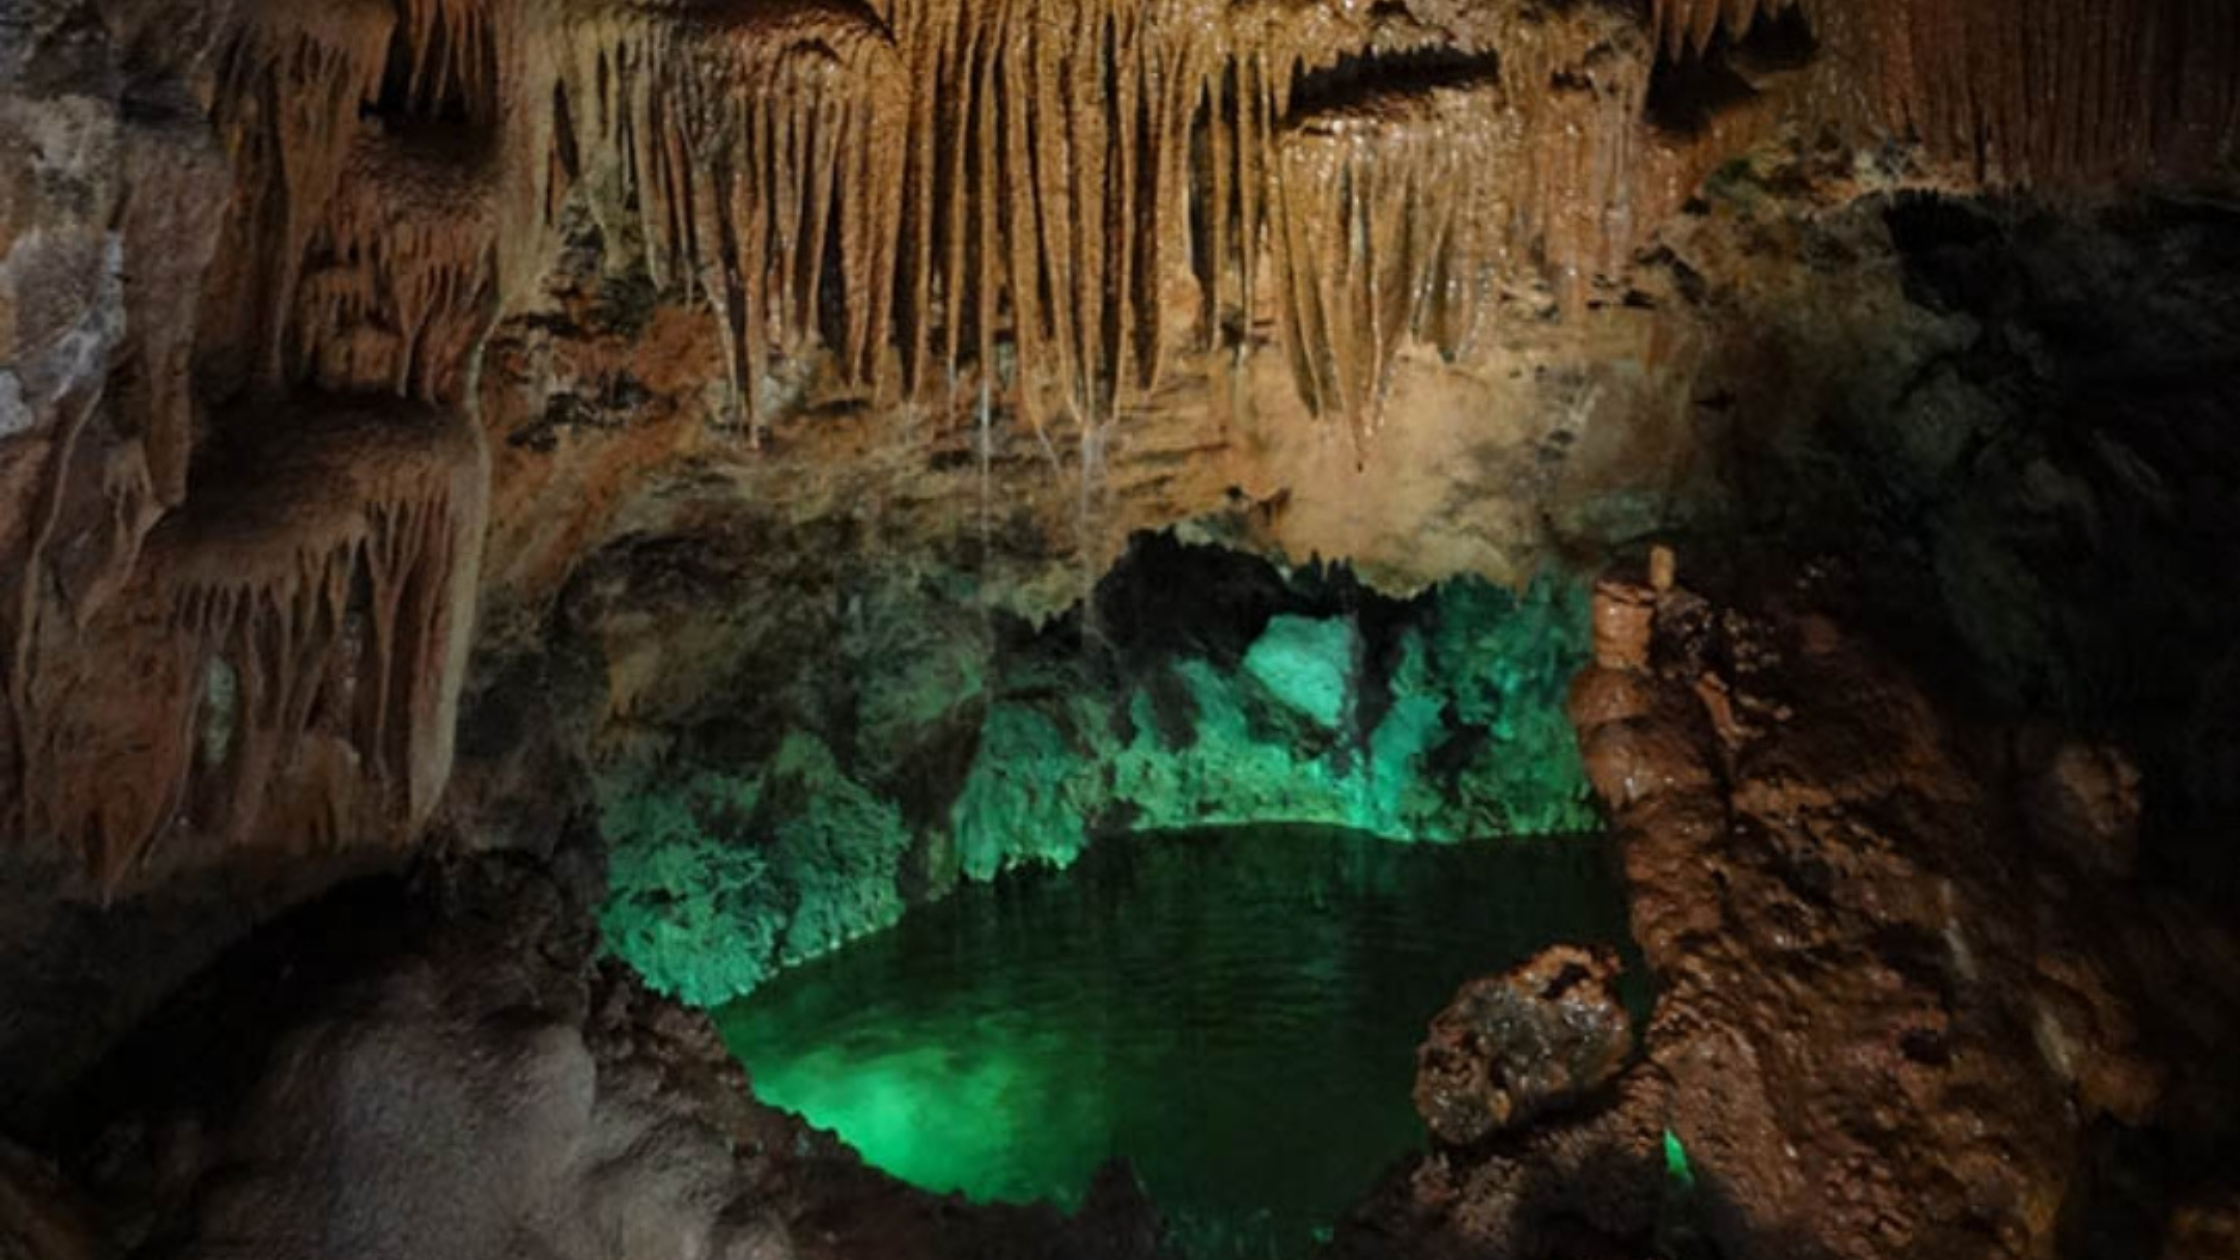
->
209, 0, 2239, 443
397, 0, 513, 123
1263, 89, 1516, 447
211, 0, 510, 404
69, 401, 489, 886
532, 0, 909, 440
527, 0, 2236, 449
528, 0, 1769, 446
535, 0, 1223, 441
1252, 7, 1653, 447
883, 0, 1211, 436
296, 128, 502, 400
1656, 0, 2240, 185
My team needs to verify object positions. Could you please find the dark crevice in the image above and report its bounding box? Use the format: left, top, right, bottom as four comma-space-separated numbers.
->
1645, 6, 1817, 138
1284, 45, 1502, 125
365, 1, 491, 130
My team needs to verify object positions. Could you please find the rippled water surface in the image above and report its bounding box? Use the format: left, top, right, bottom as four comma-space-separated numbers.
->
716, 827, 1632, 1259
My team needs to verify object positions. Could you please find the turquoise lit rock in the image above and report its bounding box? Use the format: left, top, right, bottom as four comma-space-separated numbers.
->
1243, 614, 1356, 730
599, 540, 1601, 1006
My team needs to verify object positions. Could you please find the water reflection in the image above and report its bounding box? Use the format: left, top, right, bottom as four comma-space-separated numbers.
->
717, 826, 1634, 1259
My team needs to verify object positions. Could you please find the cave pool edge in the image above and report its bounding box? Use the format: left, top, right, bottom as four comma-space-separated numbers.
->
712, 824, 1645, 1260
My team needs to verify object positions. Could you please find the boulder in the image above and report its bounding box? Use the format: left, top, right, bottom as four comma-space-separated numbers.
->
1413, 945, 1634, 1147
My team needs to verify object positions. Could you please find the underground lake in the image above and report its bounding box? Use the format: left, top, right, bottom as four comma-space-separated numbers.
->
714, 824, 1641, 1260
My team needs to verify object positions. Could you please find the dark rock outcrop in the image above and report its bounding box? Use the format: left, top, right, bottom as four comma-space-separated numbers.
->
1413, 944, 1634, 1147
31, 855, 1177, 1260
1344, 560, 2240, 1260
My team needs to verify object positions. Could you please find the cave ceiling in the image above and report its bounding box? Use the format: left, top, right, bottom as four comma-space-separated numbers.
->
0, 0, 2235, 880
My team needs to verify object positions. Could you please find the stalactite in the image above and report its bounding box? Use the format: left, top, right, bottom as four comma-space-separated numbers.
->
397, 0, 512, 124
533, 0, 1244, 441
44, 399, 491, 885
297, 129, 502, 400
1650, 0, 1801, 62
23, 0, 2240, 880
1255, 7, 1648, 445
532, 0, 909, 440
211, 0, 396, 386
209, 0, 512, 405
1656, 0, 2239, 186
512, 0, 1696, 450
1267, 84, 1513, 449
194, 0, 2237, 446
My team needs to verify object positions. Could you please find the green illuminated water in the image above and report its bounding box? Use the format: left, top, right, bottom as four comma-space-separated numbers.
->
716, 826, 1632, 1259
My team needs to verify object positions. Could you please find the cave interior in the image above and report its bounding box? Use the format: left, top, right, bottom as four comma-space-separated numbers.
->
2, 1, 2239, 1258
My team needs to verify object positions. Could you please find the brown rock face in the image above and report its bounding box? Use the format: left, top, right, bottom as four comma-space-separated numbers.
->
1345, 562, 2240, 1260
1568, 574, 2182, 1260
1414, 945, 1634, 1147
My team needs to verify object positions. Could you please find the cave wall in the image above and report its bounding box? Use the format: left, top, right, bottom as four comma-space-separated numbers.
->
5, 0, 2235, 894
0, 3, 2237, 1253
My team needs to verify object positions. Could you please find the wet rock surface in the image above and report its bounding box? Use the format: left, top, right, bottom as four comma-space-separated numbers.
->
1342, 565, 2240, 1260
1413, 945, 1634, 1147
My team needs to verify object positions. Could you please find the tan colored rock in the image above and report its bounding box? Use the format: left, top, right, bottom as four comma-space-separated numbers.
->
1590, 579, 1658, 672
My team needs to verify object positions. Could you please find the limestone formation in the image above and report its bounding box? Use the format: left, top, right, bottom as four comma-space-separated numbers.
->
6, 0, 2237, 882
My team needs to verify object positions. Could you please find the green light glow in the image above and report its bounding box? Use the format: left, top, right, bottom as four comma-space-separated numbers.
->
1241, 614, 1356, 729
951, 573, 1599, 881
719, 827, 1634, 1260
1664, 1129, 1697, 1191
599, 567, 1599, 1008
